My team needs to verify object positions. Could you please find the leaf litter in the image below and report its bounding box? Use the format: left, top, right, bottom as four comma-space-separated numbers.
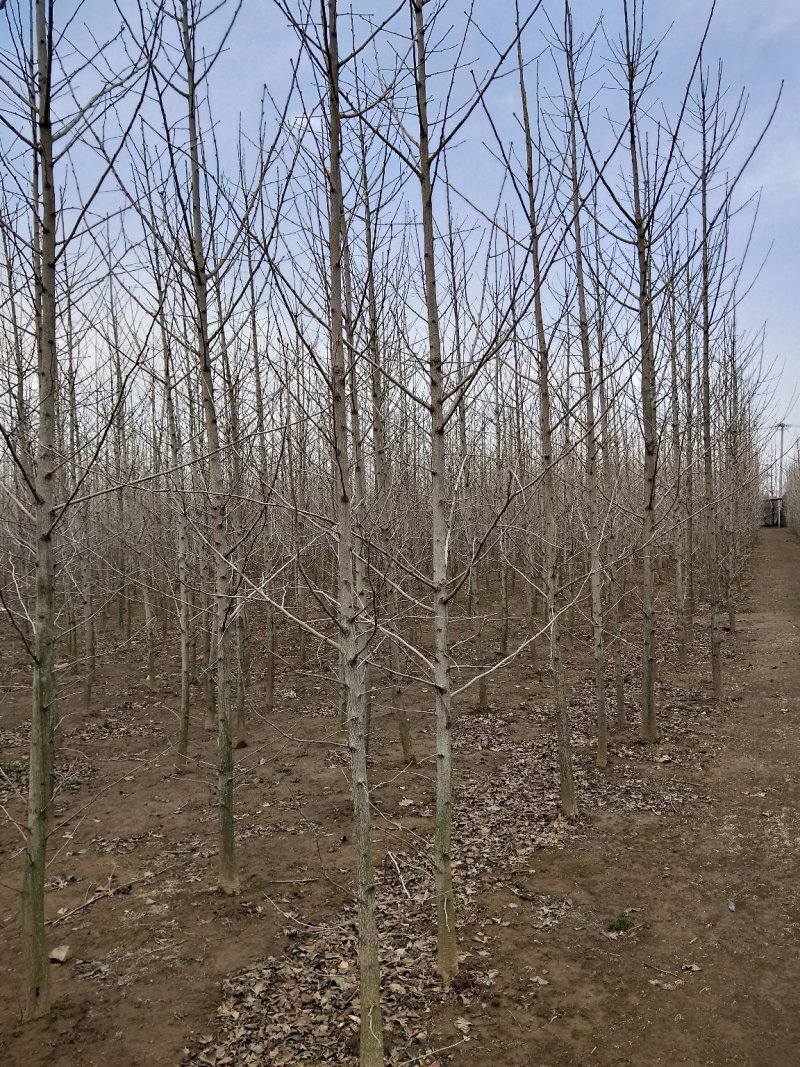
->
185, 621, 728, 1065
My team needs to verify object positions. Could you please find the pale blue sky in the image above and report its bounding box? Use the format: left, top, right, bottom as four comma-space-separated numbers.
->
647, 0, 800, 444
210, 0, 798, 434
3, 0, 797, 448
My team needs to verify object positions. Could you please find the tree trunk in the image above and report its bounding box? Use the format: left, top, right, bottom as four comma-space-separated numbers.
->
142, 569, 157, 692
22, 0, 58, 1017
567, 27, 606, 767
517, 27, 577, 815
182, 0, 237, 894
236, 605, 250, 743
627, 58, 659, 743
325, 4, 383, 1060
700, 113, 723, 701
413, 0, 459, 983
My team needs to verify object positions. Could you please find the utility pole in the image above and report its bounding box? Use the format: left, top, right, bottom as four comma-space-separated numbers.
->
775, 423, 798, 527
778, 422, 786, 527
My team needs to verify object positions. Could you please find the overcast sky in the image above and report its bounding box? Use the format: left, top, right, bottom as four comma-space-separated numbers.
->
5, 0, 797, 457
648, 0, 800, 454
206, 0, 799, 451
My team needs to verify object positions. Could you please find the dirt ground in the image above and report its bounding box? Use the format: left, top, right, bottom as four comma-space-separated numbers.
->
2, 527, 800, 1066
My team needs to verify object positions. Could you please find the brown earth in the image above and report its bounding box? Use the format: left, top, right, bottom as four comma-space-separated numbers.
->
1, 527, 799, 1066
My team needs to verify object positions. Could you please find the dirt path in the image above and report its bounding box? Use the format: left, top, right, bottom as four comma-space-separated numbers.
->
470, 527, 800, 1067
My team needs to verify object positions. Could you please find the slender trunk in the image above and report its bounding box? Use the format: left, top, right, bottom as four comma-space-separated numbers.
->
596, 226, 626, 733
700, 115, 722, 700
567, 31, 606, 766
204, 594, 217, 731
250, 272, 279, 720
23, 0, 58, 1017
726, 334, 740, 634
236, 606, 250, 742
176, 571, 192, 770
218, 293, 249, 745
65, 604, 78, 663
264, 606, 276, 715
156, 287, 192, 773
526, 578, 540, 675
142, 570, 157, 691
413, 0, 459, 982
685, 280, 696, 645
389, 589, 415, 763
499, 559, 509, 657
668, 292, 688, 666
627, 60, 658, 743
469, 566, 488, 711
326, 4, 383, 1061
518, 28, 577, 814
111, 296, 128, 637
446, 177, 488, 715
182, 0, 237, 893
65, 328, 95, 713
612, 605, 626, 730
341, 216, 372, 755
360, 130, 415, 763
82, 553, 95, 710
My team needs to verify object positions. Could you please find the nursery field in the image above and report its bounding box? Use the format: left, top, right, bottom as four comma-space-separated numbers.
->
2, 526, 799, 1067
0, 0, 784, 1064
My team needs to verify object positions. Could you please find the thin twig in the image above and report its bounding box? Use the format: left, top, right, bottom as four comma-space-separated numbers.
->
644, 962, 682, 979
47, 862, 179, 926
387, 851, 410, 898
263, 877, 319, 885
397, 1037, 469, 1065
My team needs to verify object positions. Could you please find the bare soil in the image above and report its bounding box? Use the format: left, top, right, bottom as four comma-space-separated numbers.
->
2, 527, 799, 1066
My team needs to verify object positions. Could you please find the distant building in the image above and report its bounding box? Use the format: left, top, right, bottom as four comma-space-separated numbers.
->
763, 496, 787, 527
